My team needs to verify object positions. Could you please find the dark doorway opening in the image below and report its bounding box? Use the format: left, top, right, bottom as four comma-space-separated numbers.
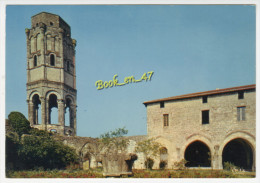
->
184, 141, 211, 167
222, 138, 253, 171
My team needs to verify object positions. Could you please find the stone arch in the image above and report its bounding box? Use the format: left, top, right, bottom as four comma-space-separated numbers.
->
45, 91, 61, 125
184, 140, 211, 167
65, 95, 75, 128
181, 134, 213, 157
219, 131, 255, 170
28, 90, 42, 101
46, 90, 62, 100
27, 91, 42, 125
48, 94, 58, 124
31, 93, 41, 125
181, 135, 213, 168
79, 142, 98, 169
65, 95, 75, 104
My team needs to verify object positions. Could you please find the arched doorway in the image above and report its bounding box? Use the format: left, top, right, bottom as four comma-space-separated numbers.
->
184, 141, 211, 167
222, 138, 253, 170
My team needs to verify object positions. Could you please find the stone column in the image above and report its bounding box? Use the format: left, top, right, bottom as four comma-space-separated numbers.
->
69, 107, 73, 128
71, 104, 77, 135
252, 148, 256, 171
40, 97, 46, 130
213, 145, 222, 169
49, 109, 52, 124
46, 100, 50, 124
27, 100, 34, 126
213, 145, 223, 170
35, 105, 38, 124
58, 99, 65, 127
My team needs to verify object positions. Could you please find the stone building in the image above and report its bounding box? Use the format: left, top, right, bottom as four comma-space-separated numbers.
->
23, 12, 256, 171
143, 84, 256, 170
25, 12, 77, 136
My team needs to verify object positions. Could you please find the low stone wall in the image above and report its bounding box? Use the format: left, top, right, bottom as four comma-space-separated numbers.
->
53, 135, 148, 169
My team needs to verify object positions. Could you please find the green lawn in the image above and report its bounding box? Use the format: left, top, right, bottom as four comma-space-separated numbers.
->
6, 169, 255, 178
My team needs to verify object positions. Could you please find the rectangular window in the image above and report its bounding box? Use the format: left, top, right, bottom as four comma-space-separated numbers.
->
202, 96, 208, 103
163, 114, 169, 126
202, 110, 209, 124
160, 102, 165, 108
237, 106, 246, 121
238, 91, 244, 99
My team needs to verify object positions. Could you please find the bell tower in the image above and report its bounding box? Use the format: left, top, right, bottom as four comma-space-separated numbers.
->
26, 12, 77, 136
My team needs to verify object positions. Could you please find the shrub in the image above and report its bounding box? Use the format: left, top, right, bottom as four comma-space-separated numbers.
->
159, 161, 167, 169
8, 112, 31, 138
173, 159, 188, 170
223, 162, 239, 172
135, 138, 162, 170
99, 127, 129, 153
6, 136, 19, 170
144, 158, 154, 170
18, 134, 78, 170
6, 111, 78, 170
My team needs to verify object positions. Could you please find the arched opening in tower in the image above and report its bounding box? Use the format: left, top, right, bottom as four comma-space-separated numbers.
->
65, 98, 73, 128
49, 94, 58, 124
32, 94, 41, 124
222, 138, 253, 171
184, 141, 211, 167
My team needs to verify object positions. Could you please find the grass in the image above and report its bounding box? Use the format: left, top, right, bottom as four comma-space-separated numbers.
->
6, 169, 255, 178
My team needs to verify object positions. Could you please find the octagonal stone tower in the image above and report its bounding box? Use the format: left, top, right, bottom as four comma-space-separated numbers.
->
26, 12, 77, 136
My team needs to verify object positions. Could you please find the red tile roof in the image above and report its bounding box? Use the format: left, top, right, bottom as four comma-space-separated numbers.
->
143, 84, 256, 105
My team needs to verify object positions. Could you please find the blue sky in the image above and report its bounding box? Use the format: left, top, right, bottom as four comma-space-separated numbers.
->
5, 5, 256, 137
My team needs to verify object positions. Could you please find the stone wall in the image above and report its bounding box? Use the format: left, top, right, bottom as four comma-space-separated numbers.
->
54, 135, 148, 169
146, 88, 256, 170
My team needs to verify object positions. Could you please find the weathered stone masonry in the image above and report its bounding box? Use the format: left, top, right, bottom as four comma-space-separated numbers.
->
25, 12, 256, 171
143, 84, 256, 170
26, 12, 77, 136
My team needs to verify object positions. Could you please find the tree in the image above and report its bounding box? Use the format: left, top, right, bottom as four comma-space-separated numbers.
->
135, 138, 162, 169
6, 111, 78, 170
18, 132, 78, 169
98, 127, 137, 176
6, 136, 19, 170
8, 111, 31, 138
99, 127, 129, 152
